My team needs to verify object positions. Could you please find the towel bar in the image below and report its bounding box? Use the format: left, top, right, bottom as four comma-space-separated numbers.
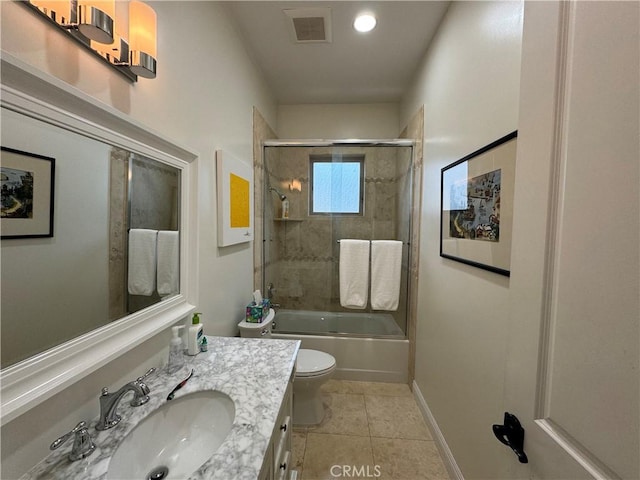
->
336, 240, 408, 245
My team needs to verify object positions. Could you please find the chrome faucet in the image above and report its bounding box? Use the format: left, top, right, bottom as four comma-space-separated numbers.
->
50, 421, 96, 461
266, 283, 280, 310
96, 368, 155, 430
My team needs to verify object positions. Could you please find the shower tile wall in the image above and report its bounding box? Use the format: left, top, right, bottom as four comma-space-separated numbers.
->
252, 108, 277, 290
400, 106, 424, 384
264, 146, 412, 333
108, 152, 181, 317
108, 148, 129, 321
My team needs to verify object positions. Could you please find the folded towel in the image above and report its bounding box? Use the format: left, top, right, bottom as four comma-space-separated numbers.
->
128, 229, 157, 296
371, 240, 403, 311
339, 239, 370, 309
157, 230, 179, 297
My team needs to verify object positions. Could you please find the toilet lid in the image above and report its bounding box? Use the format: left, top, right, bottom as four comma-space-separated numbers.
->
296, 349, 336, 377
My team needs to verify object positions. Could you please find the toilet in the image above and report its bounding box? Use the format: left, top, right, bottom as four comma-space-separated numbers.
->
238, 310, 336, 425
292, 348, 336, 425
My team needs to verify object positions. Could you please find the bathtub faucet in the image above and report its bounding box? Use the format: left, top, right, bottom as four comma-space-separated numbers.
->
266, 283, 280, 310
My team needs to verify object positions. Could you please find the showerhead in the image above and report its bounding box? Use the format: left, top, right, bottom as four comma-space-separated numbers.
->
269, 187, 287, 201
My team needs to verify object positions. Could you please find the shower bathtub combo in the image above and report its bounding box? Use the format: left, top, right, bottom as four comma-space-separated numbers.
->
271, 309, 409, 383
263, 140, 414, 384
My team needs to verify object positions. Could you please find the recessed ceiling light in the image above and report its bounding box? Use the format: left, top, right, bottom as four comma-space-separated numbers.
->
353, 13, 376, 33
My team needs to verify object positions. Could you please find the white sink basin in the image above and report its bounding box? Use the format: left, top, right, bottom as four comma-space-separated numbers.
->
106, 390, 235, 480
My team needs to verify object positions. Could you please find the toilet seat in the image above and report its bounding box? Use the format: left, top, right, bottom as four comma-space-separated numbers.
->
295, 349, 336, 378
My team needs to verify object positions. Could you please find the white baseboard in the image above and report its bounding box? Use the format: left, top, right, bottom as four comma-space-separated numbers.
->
412, 380, 465, 480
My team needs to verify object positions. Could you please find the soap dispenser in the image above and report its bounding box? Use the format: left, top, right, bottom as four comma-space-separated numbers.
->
167, 325, 185, 374
187, 312, 204, 356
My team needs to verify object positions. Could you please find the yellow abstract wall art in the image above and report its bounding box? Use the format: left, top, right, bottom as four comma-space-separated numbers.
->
216, 150, 253, 246
229, 173, 250, 228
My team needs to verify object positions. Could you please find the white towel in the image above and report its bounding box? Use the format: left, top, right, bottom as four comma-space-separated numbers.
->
339, 239, 370, 309
371, 240, 403, 311
128, 229, 157, 296
157, 230, 179, 297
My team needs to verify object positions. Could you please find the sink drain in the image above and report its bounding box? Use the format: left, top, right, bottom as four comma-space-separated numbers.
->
147, 466, 169, 480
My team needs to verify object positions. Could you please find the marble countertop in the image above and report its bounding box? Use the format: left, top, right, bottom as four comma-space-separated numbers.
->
22, 335, 300, 480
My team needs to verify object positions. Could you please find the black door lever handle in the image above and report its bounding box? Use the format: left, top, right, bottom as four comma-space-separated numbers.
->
492, 412, 528, 463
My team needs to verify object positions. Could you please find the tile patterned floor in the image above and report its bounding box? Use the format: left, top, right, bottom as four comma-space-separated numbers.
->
292, 379, 450, 480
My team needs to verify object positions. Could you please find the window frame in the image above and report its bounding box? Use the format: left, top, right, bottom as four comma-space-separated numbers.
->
309, 154, 365, 216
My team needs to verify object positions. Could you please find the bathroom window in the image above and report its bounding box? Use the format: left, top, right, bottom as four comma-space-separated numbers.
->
310, 155, 364, 215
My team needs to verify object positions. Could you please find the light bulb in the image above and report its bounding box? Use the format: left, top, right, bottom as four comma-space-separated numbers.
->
353, 14, 376, 33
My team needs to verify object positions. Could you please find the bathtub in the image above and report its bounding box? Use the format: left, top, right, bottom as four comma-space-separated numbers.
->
271, 309, 409, 383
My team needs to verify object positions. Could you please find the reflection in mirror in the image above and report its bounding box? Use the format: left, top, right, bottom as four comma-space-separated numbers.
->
1, 107, 180, 368
109, 151, 181, 319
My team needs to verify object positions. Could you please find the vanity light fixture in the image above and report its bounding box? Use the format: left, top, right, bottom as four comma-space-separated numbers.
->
77, 0, 116, 44
353, 13, 377, 33
27, 0, 157, 80
30, 1, 72, 25
128, 0, 157, 78
90, 0, 128, 64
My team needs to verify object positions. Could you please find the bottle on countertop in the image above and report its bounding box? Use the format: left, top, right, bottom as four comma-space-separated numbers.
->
281, 198, 290, 219
186, 312, 204, 355
167, 325, 185, 374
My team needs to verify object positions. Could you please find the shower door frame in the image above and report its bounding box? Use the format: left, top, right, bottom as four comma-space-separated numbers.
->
261, 139, 415, 336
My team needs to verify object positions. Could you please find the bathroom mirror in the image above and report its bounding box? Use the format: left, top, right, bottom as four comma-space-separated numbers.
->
0, 54, 196, 424
1, 107, 180, 368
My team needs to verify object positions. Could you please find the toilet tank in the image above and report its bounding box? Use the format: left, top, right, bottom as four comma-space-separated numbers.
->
237, 309, 275, 338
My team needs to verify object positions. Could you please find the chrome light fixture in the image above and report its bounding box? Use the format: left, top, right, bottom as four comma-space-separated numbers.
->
128, 0, 156, 78
26, 0, 157, 81
77, 0, 116, 44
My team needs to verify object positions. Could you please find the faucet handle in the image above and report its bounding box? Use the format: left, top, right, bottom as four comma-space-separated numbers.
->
50, 421, 96, 462
136, 367, 156, 383
130, 367, 155, 407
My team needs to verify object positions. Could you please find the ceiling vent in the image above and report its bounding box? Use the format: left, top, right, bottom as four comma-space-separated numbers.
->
283, 8, 332, 44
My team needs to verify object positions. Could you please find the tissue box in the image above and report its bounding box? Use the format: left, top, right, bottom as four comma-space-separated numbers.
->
245, 303, 265, 323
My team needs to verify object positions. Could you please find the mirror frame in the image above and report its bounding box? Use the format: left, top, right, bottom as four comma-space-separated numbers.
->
0, 53, 199, 425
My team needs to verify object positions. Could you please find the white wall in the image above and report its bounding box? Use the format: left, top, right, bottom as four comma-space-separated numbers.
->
400, 2, 523, 478
0, 1, 276, 477
277, 103, 399, 138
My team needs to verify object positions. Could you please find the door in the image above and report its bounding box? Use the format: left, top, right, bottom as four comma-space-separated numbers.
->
502, 1, 639, 479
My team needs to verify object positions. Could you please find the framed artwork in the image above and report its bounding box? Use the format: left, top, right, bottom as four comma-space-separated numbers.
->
216, 150, 253, 246
1, 147, 55, 239
440, 131, 517, 276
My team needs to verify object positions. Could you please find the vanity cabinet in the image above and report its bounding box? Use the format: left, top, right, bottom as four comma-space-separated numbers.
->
260, 376, 294, 480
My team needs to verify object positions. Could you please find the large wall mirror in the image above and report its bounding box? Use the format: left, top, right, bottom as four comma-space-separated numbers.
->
0, 55, 196, 424
1, 107, 181, 367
